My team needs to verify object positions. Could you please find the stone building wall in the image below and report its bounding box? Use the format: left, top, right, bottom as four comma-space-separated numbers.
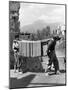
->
9, 1, 20, 50
9, 1, 20, 69
9, 1, 20, 33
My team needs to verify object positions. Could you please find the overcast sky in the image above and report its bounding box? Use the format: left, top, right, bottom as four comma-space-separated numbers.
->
19, 3, 65, 29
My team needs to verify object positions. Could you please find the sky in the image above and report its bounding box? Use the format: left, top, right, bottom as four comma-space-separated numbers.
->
19, 2, 65, 29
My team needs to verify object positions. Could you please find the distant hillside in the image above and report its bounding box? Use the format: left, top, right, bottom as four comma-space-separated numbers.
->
20, 20, 60, 33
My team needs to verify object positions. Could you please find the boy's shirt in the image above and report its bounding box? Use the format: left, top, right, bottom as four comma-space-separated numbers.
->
12, 41, 19, 53
47, 39, 56, 56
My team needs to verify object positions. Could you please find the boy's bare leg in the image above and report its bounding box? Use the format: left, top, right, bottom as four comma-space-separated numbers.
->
14, 53, 17, 73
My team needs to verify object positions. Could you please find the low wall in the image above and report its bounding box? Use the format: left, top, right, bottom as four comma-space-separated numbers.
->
19, 56, 44, 72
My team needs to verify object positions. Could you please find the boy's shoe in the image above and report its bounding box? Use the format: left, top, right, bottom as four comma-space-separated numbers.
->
57, 70, 60, 74
46, 67, 51, 72
16, 69, 19, 73
14, 69, 16, 73
19, 72, 22, 74
55, 70, 60, 75
45, 72, 49, 76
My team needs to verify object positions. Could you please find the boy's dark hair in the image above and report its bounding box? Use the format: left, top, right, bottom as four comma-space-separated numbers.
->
53, 36, 61, 41
15, 34, 19, 39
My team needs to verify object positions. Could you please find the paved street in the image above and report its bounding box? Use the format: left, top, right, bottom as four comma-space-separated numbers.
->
10, 49, 66, 89
10, 70, 66, 89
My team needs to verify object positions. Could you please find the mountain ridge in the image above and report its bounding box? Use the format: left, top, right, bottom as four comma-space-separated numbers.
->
20, 20, 60, 33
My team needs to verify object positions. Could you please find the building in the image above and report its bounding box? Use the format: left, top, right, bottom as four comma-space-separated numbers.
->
19, 32, 31, 40
9, 1, 20, 33
57, 25, 65, 36
9, 1, 20, 50
61, 25, 66, 35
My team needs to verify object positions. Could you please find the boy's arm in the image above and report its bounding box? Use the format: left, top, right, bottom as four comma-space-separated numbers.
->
47, 40, 53, 54
12, 43, 15, 51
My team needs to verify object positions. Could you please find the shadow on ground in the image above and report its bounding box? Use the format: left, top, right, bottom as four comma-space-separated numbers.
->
29, 83, 66, 86
10, 74, 36, 89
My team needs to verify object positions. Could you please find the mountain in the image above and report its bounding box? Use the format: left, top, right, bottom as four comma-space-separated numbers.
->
20, 20, 60, 33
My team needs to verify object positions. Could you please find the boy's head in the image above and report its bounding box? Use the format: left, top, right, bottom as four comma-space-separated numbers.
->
13, 40, 18, 44
15, 34, 19, 40
13, 40, 16, 43
53, 36, 61, 41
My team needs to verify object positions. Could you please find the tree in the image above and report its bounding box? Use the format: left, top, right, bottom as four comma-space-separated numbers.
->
37, 30, 42, 40
41, 26, 51, 39
45, 26, 51, 36
36, 26, 51, 40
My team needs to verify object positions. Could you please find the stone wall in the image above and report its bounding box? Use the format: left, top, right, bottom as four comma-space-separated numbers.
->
9, 1, 20, 33
19, 56, 44, 72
